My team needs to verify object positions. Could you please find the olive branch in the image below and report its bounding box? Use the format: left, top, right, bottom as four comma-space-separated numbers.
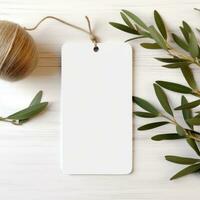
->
0, 91, 48, 125
110, 8, 200, 180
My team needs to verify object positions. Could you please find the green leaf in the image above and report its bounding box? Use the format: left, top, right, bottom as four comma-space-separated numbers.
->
187, 117, 200, 125
154, 10, 167, 39
175, 99, 200, 110
188, 31, 199, 58
29, 91, 43, 106
155, 57, 187, 63
181, 67, 197, 89
7, 102, 48, 120
165, 155, 200, 165
162, 62, 189, 69
156, 81, 192, 94
176, 125, 187, 136
140, 43, 162, 49
153, 83, 173, 116
138, 121, 169, 131
170, 163, 200, 180
120, 12, 134, 29
19, 90, 43, 124
180, 21, 192, 43
133, 111, 158, 118
122, 10, 148, 30
151, 133, 184, 141
182, 21, 192, 31
135, 25, 152, 38
186, 138, 200, 156
132, 96, 159, 115
148, 25, 168, 50
182, 96, 193, 129
125, 36, 146, 42
180, 26, 189, 43
109, 22, 139, 34
172, 33, 188, 51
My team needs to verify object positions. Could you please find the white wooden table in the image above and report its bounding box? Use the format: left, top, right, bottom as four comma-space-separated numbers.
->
0, 0, 200, 199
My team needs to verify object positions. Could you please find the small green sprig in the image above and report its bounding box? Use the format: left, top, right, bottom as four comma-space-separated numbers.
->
110, 9, 200, 96
133, 88, 200, 180
0, 91, 48, 125
110, 9, 200, 180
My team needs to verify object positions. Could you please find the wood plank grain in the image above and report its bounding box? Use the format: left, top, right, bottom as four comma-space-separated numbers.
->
0, 1, 200, 199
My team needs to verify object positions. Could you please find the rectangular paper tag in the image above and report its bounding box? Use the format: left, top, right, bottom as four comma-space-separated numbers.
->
61, 42, 132, 174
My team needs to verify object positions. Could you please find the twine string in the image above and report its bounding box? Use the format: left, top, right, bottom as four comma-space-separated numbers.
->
85, 16, 98, 48
24, 16, 98, 48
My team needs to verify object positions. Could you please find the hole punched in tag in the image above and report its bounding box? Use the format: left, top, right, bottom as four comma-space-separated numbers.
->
24, 15, 99, 51
93, 46, 99, 52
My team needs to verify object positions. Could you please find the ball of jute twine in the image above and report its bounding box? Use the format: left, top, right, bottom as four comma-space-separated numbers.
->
0, 16, 98, 81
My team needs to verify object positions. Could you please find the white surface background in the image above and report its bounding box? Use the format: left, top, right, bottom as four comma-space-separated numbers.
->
0, 0, 200, 199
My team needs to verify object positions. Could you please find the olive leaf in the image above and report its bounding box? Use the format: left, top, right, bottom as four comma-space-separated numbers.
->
181, 96, 193, 129
176, 125, 187, 136
125, 36, 146, 42
29, 90, 43, 106
188, 31, 199, 58
181, 67, 198, 90
175, 99, 200, 110
109, 22, 139, 34
155, 57, 187, 63
132, 96, 159, 115
187, 117, 200, 125
165, 155, 200, 165
180, 21, 192, 42
154, 10, 167, 39
138, 121, 169, 131
7, 102, 48, 121
172, 33, 188, 51
182, 21, 192, 32
0, 91, 48, 125
156, 81, 193, 94
148, 25, 168, 50
133, 111, 158, 118
180, 27, 189, 43
186, 138, 200, 156
140, 43, 161, 49
183, 21, 192, 35
170, 163, 200, 180
151, 133, 184, 141
120, 12, 134, 29
19, 90, 43, 124
122, 9, 148, 30
135, 25, 152, 38
153, 83, 173, 116
162, 62, 189, 69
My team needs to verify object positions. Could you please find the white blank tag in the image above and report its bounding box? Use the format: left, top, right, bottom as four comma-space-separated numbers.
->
61, 42, 132, 174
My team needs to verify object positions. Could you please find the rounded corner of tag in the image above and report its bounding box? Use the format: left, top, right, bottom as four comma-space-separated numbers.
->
122, 42, 132, 51
126, 166, 133, 175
